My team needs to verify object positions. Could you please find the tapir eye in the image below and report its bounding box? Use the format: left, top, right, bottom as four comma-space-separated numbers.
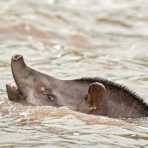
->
47, 95, 55, 101
40, 86, 55, 102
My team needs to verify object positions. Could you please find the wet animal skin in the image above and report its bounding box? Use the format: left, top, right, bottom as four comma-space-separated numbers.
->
6, 54, 148, 118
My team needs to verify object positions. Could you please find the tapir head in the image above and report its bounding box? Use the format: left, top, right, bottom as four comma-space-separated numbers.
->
6, 54, 107, 113
6, 55, 60, 106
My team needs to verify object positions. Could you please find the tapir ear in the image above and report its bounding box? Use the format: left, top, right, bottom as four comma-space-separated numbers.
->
86, 82, 106, 110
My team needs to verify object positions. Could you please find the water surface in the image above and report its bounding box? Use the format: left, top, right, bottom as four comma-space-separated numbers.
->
0, 0, 148, 147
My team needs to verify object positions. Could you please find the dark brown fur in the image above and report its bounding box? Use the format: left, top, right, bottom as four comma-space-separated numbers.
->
75, 78, 148, 118
6, 54, 148, 118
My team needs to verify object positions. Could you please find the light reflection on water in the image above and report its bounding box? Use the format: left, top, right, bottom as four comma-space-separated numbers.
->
0, 0, 148, 147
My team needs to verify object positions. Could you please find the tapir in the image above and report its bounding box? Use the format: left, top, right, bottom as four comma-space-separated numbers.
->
6, 54, 148, 118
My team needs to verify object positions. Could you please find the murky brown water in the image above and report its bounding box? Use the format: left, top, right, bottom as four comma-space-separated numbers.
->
0, 0, 148, 147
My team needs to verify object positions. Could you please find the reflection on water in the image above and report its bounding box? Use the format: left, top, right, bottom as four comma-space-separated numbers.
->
0, 0, 148, 147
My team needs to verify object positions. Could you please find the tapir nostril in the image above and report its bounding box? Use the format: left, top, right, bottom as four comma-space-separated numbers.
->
12, 54, 23, 61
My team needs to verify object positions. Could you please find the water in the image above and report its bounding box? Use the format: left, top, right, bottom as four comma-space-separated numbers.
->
0, 0, 148, 147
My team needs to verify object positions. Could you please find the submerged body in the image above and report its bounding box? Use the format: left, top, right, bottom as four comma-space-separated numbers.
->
6, 55, 148, 118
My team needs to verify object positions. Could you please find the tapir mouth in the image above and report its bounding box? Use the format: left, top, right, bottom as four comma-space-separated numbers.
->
6, 82, 18, 91
6, 54, 26, 101
6, 81, 22, 101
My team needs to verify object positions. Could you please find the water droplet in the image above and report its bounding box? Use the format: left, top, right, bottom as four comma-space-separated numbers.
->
73, 132, 80, 136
